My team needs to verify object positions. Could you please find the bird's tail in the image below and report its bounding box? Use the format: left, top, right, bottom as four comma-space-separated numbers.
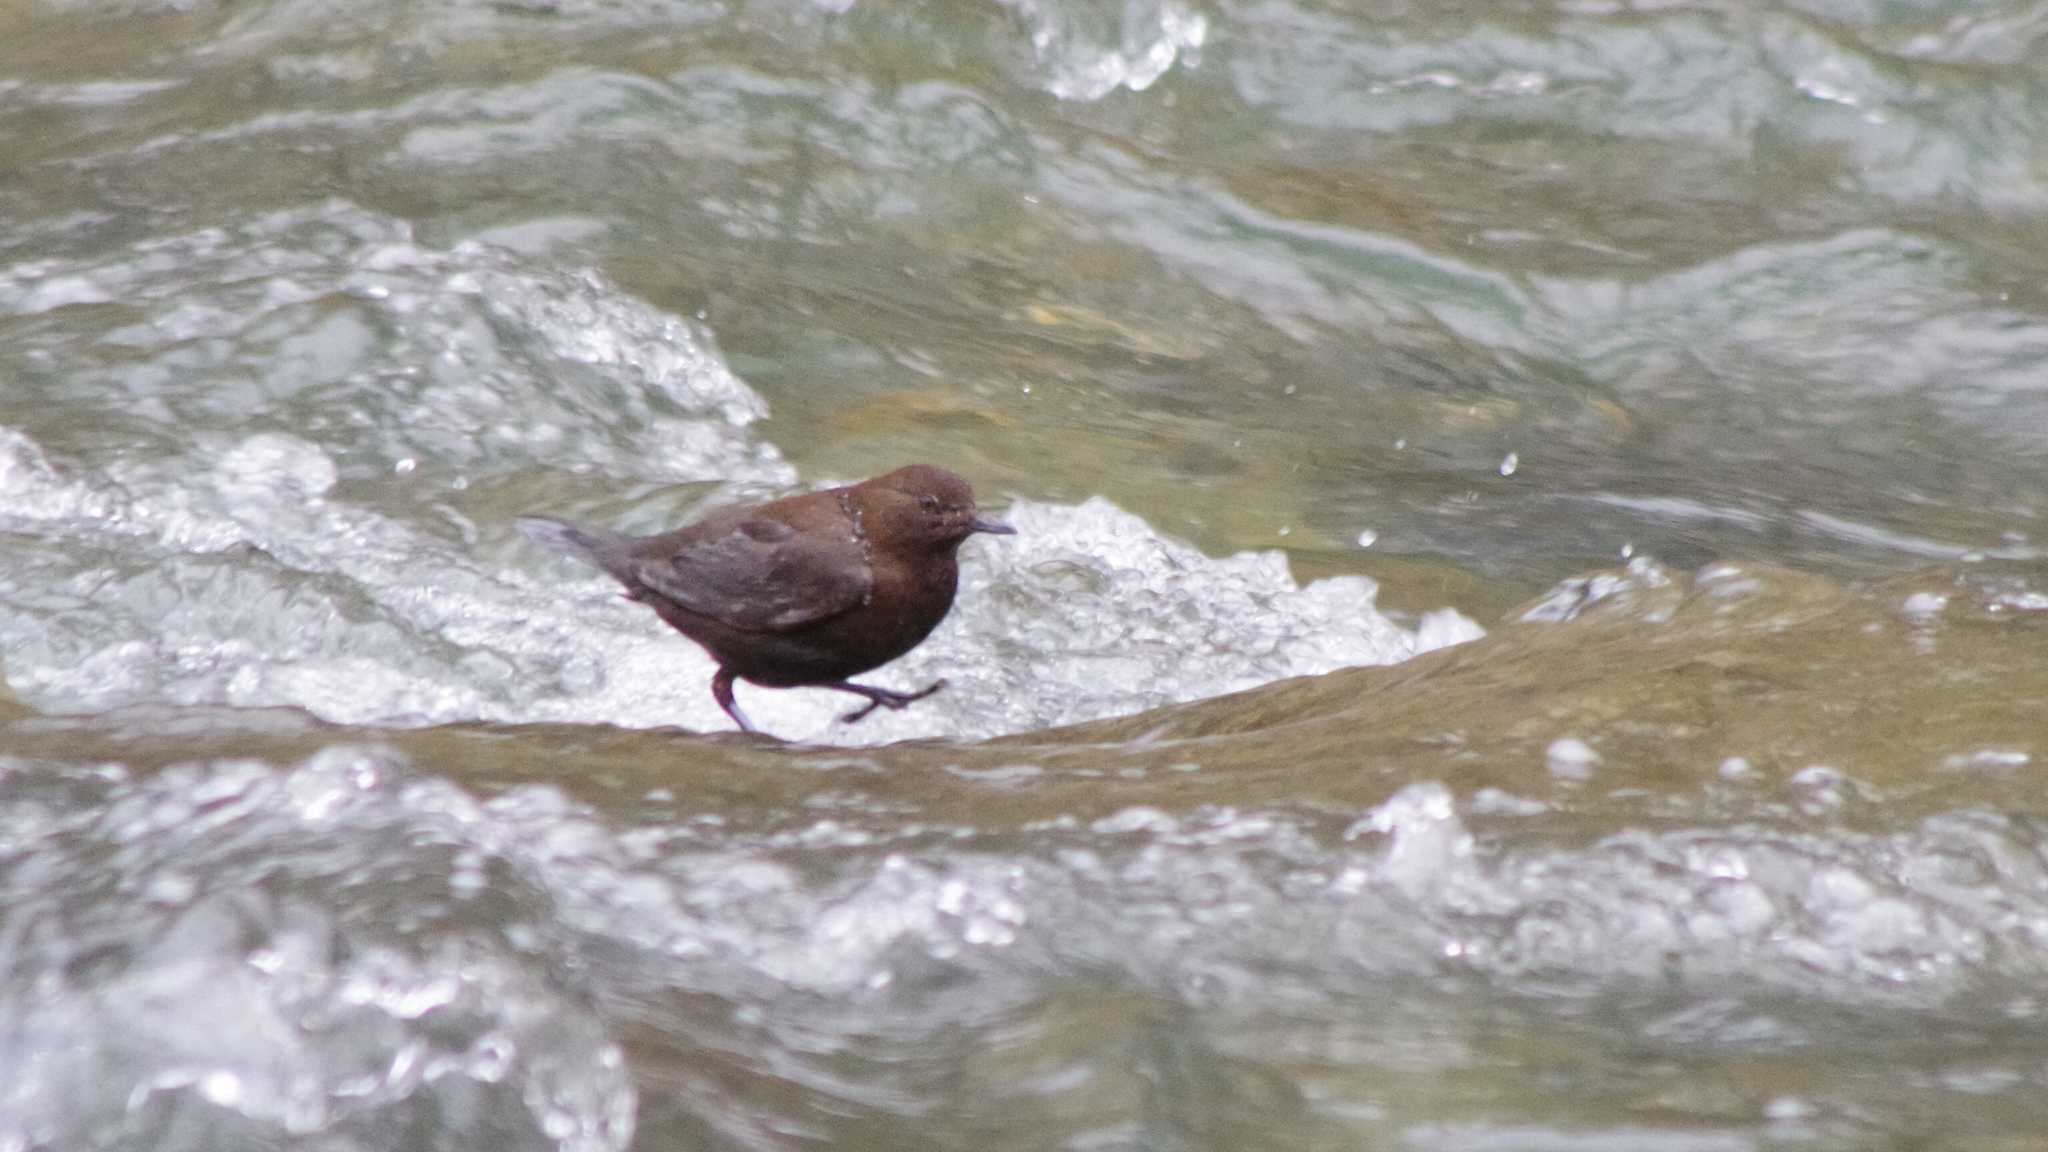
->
515, 516, 636, 584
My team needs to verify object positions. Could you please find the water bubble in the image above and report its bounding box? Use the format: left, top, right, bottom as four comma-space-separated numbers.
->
1546, 737, 1600, 780
1901, 592, 1948, 620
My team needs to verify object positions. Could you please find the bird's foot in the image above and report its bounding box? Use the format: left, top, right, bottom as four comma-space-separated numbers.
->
828, 678, 948, 724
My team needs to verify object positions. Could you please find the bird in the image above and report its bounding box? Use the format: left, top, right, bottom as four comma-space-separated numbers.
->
515, 464, 1014, 736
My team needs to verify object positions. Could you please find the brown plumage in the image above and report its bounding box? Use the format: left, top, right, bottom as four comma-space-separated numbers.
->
516, 464, 1014, 735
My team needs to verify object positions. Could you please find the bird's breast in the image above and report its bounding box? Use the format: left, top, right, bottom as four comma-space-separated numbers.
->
867, 551, 958, 634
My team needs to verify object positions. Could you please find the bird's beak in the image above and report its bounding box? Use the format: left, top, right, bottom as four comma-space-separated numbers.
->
968, 515, 1016, 536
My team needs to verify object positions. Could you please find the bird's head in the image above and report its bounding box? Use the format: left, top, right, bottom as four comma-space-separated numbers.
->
856, 465, 1015, 551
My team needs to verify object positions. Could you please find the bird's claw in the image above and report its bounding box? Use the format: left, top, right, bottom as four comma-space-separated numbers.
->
837, 678, 948, 725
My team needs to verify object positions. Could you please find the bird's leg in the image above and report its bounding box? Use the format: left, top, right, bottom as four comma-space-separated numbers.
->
823, 678, 948, 724
710, 667, 759, 734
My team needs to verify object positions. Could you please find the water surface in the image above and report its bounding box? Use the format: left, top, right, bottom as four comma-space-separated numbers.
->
4, 0, 2048, 1148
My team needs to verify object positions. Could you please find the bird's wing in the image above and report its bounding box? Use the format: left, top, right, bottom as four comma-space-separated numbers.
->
632, 517, 872, 633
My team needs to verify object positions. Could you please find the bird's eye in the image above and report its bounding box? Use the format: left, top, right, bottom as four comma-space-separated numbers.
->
918, 495, 939, 512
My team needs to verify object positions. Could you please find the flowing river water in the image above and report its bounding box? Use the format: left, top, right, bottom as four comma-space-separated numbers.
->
3, 0, 2048, 1149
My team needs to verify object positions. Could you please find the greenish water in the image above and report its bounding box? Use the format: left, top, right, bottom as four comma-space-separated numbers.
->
3, 0, 2048, 1148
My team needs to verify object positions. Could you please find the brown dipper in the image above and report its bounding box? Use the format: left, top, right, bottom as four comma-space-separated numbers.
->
516, 464, 1014, 735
